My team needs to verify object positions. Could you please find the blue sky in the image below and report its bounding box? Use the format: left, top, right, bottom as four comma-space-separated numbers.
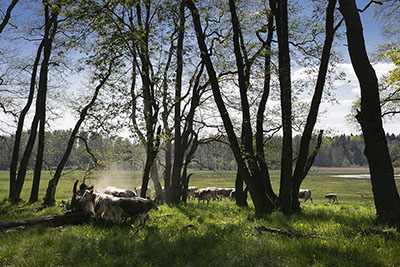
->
312, 0, 399, 135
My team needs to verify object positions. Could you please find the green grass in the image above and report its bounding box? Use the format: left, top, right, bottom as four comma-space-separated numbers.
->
1, 169, 400, 266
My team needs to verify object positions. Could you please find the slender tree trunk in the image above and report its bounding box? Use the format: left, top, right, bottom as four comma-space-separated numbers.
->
187, 0, 273, 214
339, 0, 400, 227
13, 5, 57, 202
169, 0, 186, 204
272, 0, 293, 214
29, 112, 45, 203
29, 7, 59, 203
291, 0, 337, 212
42, 63, 112, 206
135, 2, 160, 199
9, 38, 44, 201
161, 39, 174, 199
0, 0, 19, 34
255, 13, 277, 203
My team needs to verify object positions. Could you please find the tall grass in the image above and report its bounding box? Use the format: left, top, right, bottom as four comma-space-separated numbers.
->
1, 169, 400, 266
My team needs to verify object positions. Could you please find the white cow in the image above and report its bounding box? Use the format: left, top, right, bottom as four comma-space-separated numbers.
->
298, 189, 313, 203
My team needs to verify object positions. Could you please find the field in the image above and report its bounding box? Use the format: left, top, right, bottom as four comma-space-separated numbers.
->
1, 169, 400, 266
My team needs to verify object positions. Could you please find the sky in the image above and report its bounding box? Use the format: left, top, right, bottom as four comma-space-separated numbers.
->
310, 0, 399, 135
1, 0, 399, 136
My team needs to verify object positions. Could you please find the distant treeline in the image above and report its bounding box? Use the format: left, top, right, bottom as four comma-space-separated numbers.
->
0, 130, 399, 171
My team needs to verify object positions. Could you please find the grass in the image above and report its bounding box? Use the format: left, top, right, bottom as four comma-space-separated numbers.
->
1, 168, 400, 266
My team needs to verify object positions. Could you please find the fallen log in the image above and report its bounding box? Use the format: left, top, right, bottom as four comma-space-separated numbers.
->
0, 210, 92, 232
255, 225, 322, 238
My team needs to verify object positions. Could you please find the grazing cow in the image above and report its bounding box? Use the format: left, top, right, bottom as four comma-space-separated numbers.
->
324, 193, 338, 203
135, 186, 152, 198
194, 189, 212, 204
118, 197, 158, 225
90, 191, 158, 225
298, 189, 313, 203
205, 187, 220, 201
187, 187, 198, 200
216, 188, 234, 201
93, 192, 118, 220
103, 186, 136, 197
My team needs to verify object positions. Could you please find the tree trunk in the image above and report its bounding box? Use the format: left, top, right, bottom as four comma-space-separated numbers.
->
235, 168, 248, 207
150, 161, 164, 202
272, 0, 293, 214
169, 0, 186, 204
29, 6, 59, 203
0, 0, 19, 34
9, 38, 44, 201
339, 0, 400, 227
291, 0, 337, 212
13, 5, 57, 202
0, 210, 92, 232
187, 0, 274, 214
42, 63, 112, 206
255, 13, 277, 204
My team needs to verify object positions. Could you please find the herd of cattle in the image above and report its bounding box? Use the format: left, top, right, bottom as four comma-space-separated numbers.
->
75, 185, 338, 225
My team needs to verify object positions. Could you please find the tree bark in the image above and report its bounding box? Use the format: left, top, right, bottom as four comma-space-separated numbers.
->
272, 0, 293, 214
291, 0, 337, 212
0, 210, 92, 232
9, 37, 44, 201
13, 4, 57, 202
339, 0, 400, 227
235, 168, 248, 207
151, 161, 165, 202
29, 6, 59, 203
135, 2, 160, 199
0, 0, 19, 34
169, 0, 186, 204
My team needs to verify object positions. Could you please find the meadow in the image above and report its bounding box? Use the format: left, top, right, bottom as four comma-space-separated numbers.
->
0, 169, 400, 266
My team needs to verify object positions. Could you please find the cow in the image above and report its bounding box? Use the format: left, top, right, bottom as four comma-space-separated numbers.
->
135, 186, 152, 198
194, 188, 212, 204
93, 192, 118, 220
216, 188, 234, 201
102, 186, 136, 197
324, 193, 338, 203
298, 189, 313, 203
89, 190, 158, 225
117, 197, 158, 225
187, 187, 198, 200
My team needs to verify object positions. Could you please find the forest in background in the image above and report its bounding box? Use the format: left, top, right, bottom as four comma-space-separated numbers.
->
1, 130, 399, 171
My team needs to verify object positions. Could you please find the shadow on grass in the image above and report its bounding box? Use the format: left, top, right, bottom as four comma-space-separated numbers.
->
1, 200, 399, 266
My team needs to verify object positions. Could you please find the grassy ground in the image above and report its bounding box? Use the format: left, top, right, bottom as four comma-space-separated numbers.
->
1, 169, 400, 266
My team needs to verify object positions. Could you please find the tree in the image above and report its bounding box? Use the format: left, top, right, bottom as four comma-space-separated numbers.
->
10, 1, 59, 202
291, 0, 339, 212
42, 58, 117, 206
339, 0, 400, 227
187, 0, 275, 214
0, 0, 19, 34
269, 0, 293, 214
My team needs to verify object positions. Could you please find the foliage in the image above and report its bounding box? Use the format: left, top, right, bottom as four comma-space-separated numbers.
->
382, 47, 400, 90
2, 131, 400, 172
